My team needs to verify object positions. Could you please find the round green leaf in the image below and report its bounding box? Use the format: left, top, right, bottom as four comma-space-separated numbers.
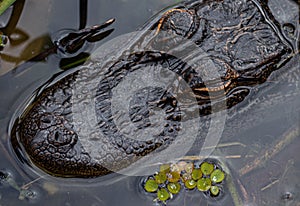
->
200, 162, 214, 176
181, 172, 191, 182
191, 168, 202, 180
184, 162, 194, 174
167, 182, 181, 194
210, 185, 220, 196
157, 188, 170, 201
160, 164, 170, 173
144, 179, 158, 192
167, 171, 180, 183
155, 172, 167, 184
185, 179, 197, 189
197, 178, 211, 191
210, 169, 225, 183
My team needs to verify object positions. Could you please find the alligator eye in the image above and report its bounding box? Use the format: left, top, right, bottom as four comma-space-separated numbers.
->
156, 8, 199, 38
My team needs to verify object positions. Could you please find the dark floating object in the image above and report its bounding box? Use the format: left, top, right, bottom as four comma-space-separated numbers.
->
11, 0, 294, 178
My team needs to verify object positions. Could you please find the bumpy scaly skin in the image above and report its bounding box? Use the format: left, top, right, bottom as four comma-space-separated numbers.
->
18, 73, 112, 177
15, 0, 292, 177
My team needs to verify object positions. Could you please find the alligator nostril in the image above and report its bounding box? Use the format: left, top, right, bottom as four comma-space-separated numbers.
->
47, 128, 77, 148
41, 118, 51, 124
54, 131, 60, 141
39, 114, 55, 129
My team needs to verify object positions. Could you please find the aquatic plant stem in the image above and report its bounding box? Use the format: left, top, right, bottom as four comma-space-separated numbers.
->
239, 125, 299, 176
0, 0, 16, 15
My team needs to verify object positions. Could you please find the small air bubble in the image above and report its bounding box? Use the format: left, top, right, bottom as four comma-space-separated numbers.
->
282, 192, 293, 201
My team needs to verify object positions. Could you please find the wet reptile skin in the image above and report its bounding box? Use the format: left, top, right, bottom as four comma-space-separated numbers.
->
11, 0, 293, 177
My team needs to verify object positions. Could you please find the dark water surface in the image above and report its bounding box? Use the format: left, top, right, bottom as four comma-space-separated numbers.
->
0, 0, 299, 206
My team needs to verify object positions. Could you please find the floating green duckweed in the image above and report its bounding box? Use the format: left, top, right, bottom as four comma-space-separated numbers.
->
160, 164, 170, 173
177, 161, 187, 171
197, 178, 212, 191
155, 172, 167, 184
184, 179, 197, 189
181, 172, 191, 182
191, 168, 202, 180
184, 162, 194, 174
143, 159, 226, 203
144, 179, 158, 192
210, 169, 225, 183
167, 171, 180, 183
210, 185, 220, 196
200, 162, 214, 176
170, 163, 181, 173
157, 188, 170, 201
167, 182, 181, 194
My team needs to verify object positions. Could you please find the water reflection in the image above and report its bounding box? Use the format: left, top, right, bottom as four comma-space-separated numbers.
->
0, 0, 299, 206
0, 0, 52, 76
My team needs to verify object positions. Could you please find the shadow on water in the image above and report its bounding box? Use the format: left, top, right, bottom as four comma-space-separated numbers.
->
0, 0, 299, 205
